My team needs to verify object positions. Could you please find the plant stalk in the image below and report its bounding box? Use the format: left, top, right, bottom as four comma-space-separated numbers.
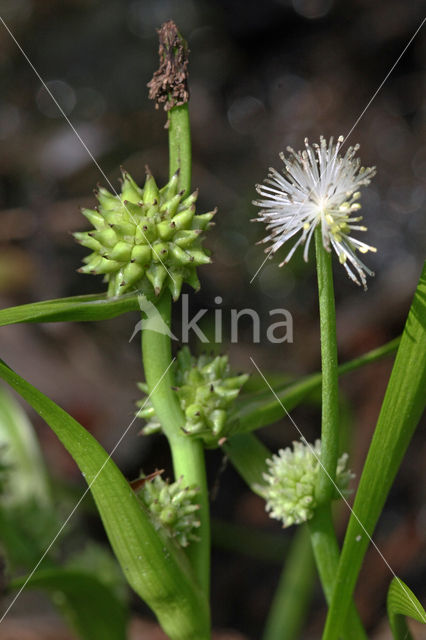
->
141, 294, 210, 596
314, 228, 340, 503
306, 231, 368, 637
169, 104, 192, 197
143, 42, 211, 600
308, 505, 367, 639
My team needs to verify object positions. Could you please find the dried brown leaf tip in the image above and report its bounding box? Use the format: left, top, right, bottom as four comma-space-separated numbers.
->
147, 20, 189, 111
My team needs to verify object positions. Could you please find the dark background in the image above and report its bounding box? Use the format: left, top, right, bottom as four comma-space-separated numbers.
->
0, 1, 425, 638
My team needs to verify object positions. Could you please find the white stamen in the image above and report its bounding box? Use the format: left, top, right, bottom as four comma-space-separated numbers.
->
253, 136, 376, 289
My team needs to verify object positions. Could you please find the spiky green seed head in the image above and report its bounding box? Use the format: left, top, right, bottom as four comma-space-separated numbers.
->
136, 473, 200, 548
74, 169, 215, 299
137, 346, 249, 447
259, 439, 354, 528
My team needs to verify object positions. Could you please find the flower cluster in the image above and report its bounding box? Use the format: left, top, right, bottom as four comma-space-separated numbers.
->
260, 439, 354, 527
137, 347, 249, 447
253, 136, 377, 289
75, 169, 215, 299
135, 473, 200, 548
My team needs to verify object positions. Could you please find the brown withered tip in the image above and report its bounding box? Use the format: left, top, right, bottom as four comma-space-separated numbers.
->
147, 20, 189, 112
129, 469, 165, 491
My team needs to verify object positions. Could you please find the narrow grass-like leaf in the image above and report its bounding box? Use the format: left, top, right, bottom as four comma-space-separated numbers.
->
231, 338, 399, 433
387, 577, 426, 639
0, 359, 210, 640
323, 262, 426, 640
0, 291, 143, 326
262, 526, 315, 640
11, 568, 128, 640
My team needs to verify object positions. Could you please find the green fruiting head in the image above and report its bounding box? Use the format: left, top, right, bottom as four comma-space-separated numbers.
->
75, 169, 215, 299
135, 473, 200, 548
259, 439, 355, 528
137, 346, 249, 447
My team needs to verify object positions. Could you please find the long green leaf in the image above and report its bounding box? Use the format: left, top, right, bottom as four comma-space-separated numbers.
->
262, 526, 315, 640
231, 338, 399, 433
0, 359, 210, 640
323, 262, 426, 640
387, 577, 426, 639
0, 292, 142, 326
11, 568, 128, 640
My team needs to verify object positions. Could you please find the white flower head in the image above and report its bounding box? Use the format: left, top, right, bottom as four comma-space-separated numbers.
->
260, 439, 354, 528
253, 136, 377, 289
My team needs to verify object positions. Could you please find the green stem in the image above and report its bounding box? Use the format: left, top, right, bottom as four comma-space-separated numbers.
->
308, 505, 367, 640
315, 228, 340, 503
168, 104, 192, 197
141, 96, 210, 599
309, 231, 368, 637
141, 293, 210, 597
262, 526, 315, 640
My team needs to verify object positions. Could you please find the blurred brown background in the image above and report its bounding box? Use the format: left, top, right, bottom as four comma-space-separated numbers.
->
0, 0, 425, 638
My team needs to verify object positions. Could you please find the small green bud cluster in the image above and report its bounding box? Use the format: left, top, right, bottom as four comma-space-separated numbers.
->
136, 473, 200, 548
260, 439, 354, 527
137, 347, 249, 447
74, 169, 215, 299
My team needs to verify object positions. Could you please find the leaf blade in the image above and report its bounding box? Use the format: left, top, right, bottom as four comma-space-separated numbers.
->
0, 359, 210, 640
0, 292, 142, 326
387, 577, 426, 639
